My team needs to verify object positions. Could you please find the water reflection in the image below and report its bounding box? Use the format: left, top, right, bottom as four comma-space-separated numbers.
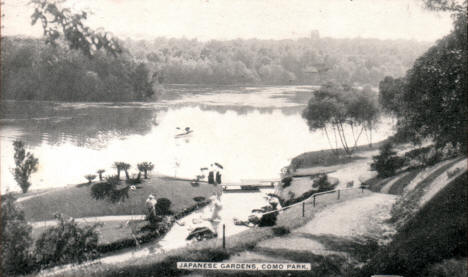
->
0, 86, 393, 193
1, 102, 157, 149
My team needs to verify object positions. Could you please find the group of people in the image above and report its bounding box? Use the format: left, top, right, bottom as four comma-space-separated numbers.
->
207, 163, 222, 185
195, 163, 223, 185
233, 195, 282, 227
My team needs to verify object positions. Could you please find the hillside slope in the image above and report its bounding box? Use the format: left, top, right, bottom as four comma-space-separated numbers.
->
359, 172, 467, 276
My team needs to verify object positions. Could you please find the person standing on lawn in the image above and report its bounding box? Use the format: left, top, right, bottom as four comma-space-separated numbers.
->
215, 165, 222, 184
145, 194, 157, 223
206, 193, 223, 235
208, 164, 215, 185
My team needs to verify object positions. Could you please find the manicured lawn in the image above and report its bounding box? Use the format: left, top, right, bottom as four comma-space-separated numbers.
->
19, 175, 219, 222
31, 220, 147, 247
290, 140, 387, 170
35, 188, 371, 277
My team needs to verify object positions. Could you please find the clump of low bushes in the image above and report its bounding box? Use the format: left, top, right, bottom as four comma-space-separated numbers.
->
33, 214, 101, 269
370, 142, 405, 178
371, 142, 462, 179
90, 175, 130, 203
1, 196, 102, 276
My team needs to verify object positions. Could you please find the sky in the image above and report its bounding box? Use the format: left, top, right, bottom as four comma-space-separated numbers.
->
2, 0, 454, 41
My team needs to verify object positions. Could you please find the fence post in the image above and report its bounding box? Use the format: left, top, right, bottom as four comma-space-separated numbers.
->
222, 224, 226, 249
337, 189, 340, 200
302, 202, 305, 217
313, 195, 316, 207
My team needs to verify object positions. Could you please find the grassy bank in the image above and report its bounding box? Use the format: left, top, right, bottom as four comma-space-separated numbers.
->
289, 140, 388, 170
359, 172, 467, 277
18, 175, 219, 222
38, 189, 371, 277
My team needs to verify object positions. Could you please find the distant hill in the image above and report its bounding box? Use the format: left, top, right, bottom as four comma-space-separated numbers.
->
124, 36, 431, 86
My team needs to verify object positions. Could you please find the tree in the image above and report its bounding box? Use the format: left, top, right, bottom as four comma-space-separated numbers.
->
378, 1, 467, 152
1, 195, 33, 276
30, 0, 122, 57
422, 0, 466, 12
370, 142, 405, 177
96, 169, 105, 181
131, 63, 156, 100
84, 174, 97, 184
112, 161, 125, 180
121, 162, 131, 180
13, 140, 39, 193
378, 76, 406, 115
137, 162, 154, 179
302, 82, 380, 155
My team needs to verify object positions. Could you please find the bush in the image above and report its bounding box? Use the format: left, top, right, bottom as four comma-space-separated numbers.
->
90, 175, 130, 203
371, 142, 405, 177
33, 214, 101, 269
1, 195, 34, 276
13, 140, 39, 193
272, 226, 290, 236
90, 181, 115, 201
281, 176, 293, 188
126, 172, 142, 185
404, 146, 443, 168
155, 198, 172, 215
423, 258, 467, 277
193, 196, 206, 203
312, 173, 335, 192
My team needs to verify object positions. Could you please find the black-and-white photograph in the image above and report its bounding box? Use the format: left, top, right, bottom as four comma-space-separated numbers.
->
1, 0, 466, 276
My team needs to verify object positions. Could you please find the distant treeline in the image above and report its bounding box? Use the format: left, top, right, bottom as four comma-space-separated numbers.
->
1, 37, 156, 102
125, 36, 430, 86
1, 35, 430, 101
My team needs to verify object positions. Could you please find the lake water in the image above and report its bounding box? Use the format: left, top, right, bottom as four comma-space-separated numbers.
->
0, 85, 394, 193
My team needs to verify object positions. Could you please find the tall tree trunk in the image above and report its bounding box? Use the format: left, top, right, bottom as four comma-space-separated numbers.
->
144, 169, 148, 179
125, 170, 130, 180
117, 169, 121, 180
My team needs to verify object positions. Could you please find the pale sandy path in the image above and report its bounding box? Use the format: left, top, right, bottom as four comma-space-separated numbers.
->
296, 193, 396, 237
257, 193, 397, 253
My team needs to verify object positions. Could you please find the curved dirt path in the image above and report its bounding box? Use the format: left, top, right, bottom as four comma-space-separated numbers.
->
296, 193, 396, 237
257, 193, 397, 253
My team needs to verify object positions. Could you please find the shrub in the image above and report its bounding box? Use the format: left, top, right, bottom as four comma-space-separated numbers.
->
90, 181, 115, 201
90, 175, 129, 203
155, 198, 172, 215
126, 172, 142, 185
404, 146, 443, 168
33, 214, 101, 269
281, 176, 293, 188
371, 142, 405, 177
312, 173, 335, 192
424, 258, 467, 277
272, 226, 290, 236
13, 140, 39, 193
193, 196, 206, 203
390, 192, 419, 228
1, 195, 33, 276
